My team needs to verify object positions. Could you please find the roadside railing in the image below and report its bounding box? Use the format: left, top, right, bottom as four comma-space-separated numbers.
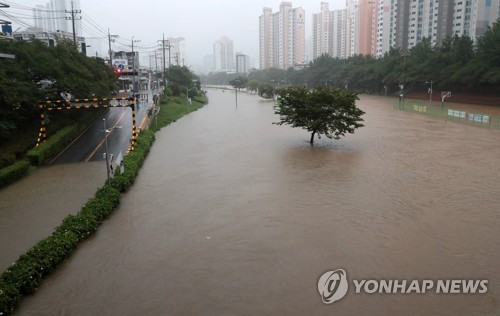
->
394, 102, 500, 130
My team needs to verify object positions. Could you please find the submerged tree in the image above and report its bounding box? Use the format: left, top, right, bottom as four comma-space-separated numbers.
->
274, 86, 364, 144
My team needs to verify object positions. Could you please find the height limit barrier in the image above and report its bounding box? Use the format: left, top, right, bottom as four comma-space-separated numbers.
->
36, 97, 137, 151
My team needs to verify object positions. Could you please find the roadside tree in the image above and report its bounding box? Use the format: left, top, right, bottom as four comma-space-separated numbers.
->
274, 86, 364, 144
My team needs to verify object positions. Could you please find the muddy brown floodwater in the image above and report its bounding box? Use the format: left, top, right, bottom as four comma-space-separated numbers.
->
15, 91, 500, 315
0, 162, 106, 271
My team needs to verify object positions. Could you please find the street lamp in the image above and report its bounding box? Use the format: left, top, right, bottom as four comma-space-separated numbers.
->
102, 118, 122, 181
426, 80, 433, 105
400, 51, 409, 106
234, 79, 240, 108
103, 118, 111, 181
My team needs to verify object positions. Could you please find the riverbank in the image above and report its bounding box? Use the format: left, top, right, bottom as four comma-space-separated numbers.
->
0, 93, 208, 315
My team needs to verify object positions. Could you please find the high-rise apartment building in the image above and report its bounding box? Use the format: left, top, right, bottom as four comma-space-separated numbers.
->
373, 0, 494, 57
313, 2, 331, 59
312, 2, 347, 59
213, 36, 235, 72
329, 9, 348, 58
345, 0, 378, 57
376, 0, 394, 57
33, 0, 82, 34
259, 8, 274, 69
384, 0, 500, 53
470, 0, 500, 40
235, 52, 250, 73
167, 37, 187, 67
267, 0, 500, 63
259, 2, 305, 69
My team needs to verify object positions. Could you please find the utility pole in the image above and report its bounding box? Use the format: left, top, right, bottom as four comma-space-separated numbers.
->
158, 35, 167, 90
65, 1, 81, 47
155, 49, 158, 72
108, 28, 118, 66
167, 39, 171, 70
162, 33, 166, 90
131, 36, 140, 91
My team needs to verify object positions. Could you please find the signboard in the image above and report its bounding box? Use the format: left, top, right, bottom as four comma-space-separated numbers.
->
447, 109, 466, 119
412, 104, 427, 113
467, 113, 490, 124
113, 59, 128, 67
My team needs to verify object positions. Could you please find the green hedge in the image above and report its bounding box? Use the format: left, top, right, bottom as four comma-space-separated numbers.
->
25, 125, 79, 166
25, 111, 102, 166
111, 130, 155, 192
0, 160, 31, 189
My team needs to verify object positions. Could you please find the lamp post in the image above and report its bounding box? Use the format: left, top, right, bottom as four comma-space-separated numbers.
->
102, 118, 123, 180
103, 118, 110, 181
426, 80, 433, 105
234, 79, 240, 108
400, 51, 409, 106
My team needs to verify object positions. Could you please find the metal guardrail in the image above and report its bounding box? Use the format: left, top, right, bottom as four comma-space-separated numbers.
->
394, 102, 500, 130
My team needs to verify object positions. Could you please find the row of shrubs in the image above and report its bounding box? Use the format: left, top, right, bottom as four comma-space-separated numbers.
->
0, 161, 31, 189
26, 123, 83, 166
0, 123, 80, 190
0, 130, 155, 315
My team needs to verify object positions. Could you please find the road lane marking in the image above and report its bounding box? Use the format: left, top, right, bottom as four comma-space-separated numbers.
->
49, 113, 107, 164
84, 110, 128, 162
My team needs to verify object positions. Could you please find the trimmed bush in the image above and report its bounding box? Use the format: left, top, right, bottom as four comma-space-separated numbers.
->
0, 160, 31, 189
25, 125, 78, 166
0, 153, 16, 169
111, 130, 155, 192
25, 111, 102, 166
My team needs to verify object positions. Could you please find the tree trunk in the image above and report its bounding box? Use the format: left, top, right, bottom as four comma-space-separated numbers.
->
310, 131, 316, 144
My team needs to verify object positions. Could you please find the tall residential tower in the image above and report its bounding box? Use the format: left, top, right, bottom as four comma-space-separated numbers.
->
259, 2, 306, 69
213, 36, 235, 72
312, 2, 347, 59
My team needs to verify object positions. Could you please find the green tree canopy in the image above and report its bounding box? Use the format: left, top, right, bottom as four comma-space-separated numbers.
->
167, 65, 199, 87
229, 76, 248, 89
0, 39, 118, 143
246, 80, 260, 94
274, 87, 364, 144
258, 84, 275, 99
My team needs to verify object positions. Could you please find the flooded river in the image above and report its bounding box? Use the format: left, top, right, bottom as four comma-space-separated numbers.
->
0, 162, 106, 271
15, 90, 500, 315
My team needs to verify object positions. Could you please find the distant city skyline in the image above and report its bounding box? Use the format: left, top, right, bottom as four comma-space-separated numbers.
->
5, 1, 345, 73
5, 0, 499, 74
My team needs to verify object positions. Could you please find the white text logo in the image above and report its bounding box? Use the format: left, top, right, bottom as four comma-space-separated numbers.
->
317, 269, 349, 304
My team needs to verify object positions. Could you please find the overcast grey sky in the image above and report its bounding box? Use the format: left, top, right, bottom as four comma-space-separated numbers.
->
6, 0, 345, 71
